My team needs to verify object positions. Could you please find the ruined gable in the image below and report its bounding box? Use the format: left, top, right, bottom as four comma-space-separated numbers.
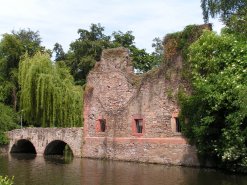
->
82, 47, 199, 166
84, 47, 181, 138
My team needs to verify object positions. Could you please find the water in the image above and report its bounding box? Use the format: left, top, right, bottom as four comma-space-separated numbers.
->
0, 154, 247, 185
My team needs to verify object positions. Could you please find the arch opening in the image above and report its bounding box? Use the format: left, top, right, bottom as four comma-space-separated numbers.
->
44, 140, 73, 157
10, 139, 37, 154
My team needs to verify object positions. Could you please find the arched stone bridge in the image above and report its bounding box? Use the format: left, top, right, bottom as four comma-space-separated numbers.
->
7, 128, 83, 157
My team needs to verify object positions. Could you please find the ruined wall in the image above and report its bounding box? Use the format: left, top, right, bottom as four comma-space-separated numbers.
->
83, 48, 199, 166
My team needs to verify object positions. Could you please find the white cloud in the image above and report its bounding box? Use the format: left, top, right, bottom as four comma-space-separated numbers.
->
0, 0, 223, 53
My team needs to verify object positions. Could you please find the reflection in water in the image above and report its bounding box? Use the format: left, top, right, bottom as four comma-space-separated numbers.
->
0, 154, 247, 185
44, 144, 74, 164
44, 155, 73, 164
10, 153, 36, 160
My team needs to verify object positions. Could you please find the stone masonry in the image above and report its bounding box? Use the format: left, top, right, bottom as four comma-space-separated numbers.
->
7, 127, 83, 157
82, 48, 200, 166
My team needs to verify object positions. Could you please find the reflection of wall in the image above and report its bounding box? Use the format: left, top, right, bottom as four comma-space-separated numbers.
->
83, 48, 199, 166
2, 155, 246, 185
80, 159, 202, 185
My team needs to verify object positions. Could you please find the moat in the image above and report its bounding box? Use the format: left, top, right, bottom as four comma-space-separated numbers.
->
0, 154, 247, 185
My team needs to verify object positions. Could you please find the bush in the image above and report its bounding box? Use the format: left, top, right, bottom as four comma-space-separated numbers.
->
0, 176, 14, 185
179, 31, 247, 172
0, 103, 18, 144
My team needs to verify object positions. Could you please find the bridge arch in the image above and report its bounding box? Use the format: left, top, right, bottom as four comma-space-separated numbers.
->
10, 139, 37, 154
7, 128, 83, 157
44, 140, 73, 156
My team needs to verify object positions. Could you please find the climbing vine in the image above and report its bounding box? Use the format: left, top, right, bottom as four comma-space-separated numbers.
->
19, 53, 82, 127
163, 24, 211, 61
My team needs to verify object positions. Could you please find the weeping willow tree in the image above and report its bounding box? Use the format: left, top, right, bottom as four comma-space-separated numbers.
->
19, 52, 82, 127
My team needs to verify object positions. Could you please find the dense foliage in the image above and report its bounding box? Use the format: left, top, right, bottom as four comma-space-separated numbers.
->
63, 23, 111, 85
19, 53, 82, 127
56, 23, 162, 85
0, 30, 41, 143
179, 30, 247, 172
163, 24, 210, 61
0, 176, 14, 185
0, 29, 46, 110
201, 0, 247, 39
0, 103, 17, 144
177, 0, 247, 172
201, 0, 246, 23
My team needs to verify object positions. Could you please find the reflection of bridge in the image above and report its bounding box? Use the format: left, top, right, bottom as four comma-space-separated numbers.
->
7, 128, 83, 157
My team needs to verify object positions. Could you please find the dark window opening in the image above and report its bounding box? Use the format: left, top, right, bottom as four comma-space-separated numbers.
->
175, 117, 181, 132
99, 119, 106, 132
135, 119, 143, 133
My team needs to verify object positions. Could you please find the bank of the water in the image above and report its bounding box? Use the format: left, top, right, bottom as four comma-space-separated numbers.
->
0, 145, 8, 154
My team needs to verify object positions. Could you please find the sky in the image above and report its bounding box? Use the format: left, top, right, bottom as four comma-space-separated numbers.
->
0, 0, 224, 53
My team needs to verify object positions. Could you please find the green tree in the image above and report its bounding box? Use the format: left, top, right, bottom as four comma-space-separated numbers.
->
112, 31, 135, 48
64, 23, 111, 85
61, 24, 162, 84
12, 29, 44, 56
222, 10, 247, 39
201, 0, 247, 38
179, 30, 247, 172
0, 34, 23, 110
18, 52, 82, 127
129, 47, 156, 72
53, 43, 66, 61
151, 37, 164, 66
0, 103, 17, 144
201, 0, 246, 23
0, 29, 45, 110
112, 31, 161, 72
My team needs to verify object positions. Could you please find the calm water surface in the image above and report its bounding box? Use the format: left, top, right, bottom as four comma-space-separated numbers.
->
0, 154, 247, 185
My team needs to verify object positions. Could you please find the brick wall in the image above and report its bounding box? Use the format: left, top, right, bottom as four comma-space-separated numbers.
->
83, 48, 200, 166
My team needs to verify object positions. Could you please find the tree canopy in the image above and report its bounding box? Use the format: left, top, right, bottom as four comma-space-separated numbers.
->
201, 0, 247, 23
19, 53, 82, 127
178, 0, 247, 172
56, 23, 163, 85
0, 29, 46, 110
179, 30, 247, 172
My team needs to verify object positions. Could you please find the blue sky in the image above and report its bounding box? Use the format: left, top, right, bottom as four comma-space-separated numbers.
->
0, 0, 223, 53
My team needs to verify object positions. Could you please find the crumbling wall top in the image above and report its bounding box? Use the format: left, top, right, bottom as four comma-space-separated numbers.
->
93, 47, 133, 73
101, 47, 129, 60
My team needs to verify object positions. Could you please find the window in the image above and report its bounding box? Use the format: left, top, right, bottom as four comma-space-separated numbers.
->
99, 119, 106, 132
135, 119, 143, 133
175, 117, 181, 132
132, 114, 145, 136
171, 109, 181, 133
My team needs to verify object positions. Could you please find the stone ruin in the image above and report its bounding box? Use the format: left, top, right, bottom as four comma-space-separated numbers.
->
82, 47, 199, 166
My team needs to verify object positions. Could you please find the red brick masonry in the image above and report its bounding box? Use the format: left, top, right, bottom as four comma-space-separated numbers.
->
84, 137, 187, 144
82, 48, 200, 166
